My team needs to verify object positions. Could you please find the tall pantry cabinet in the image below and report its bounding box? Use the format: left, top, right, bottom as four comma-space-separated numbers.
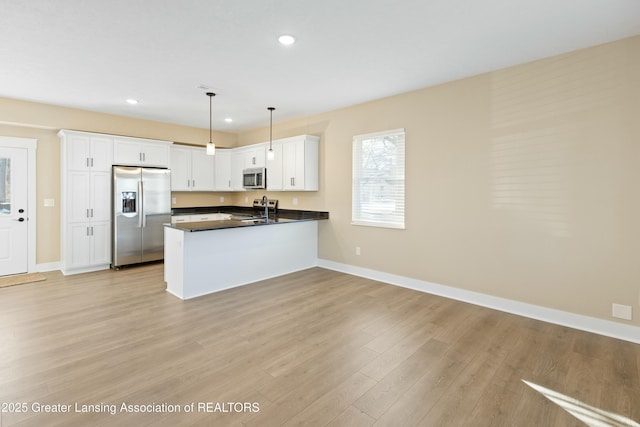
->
59, 130, 113, 275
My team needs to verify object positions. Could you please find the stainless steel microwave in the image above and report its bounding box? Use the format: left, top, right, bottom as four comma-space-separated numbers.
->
243, 167, 266, 189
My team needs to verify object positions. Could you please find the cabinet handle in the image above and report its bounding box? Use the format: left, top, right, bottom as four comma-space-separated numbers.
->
290, 177, 295, 186
143, 152, 146, 161
187, 179, 190, 187
87, 209, 90, 218
86, 157, 90, 167
90, 208, 94, 218
91, 158, 94, 167
192, 179, 195, 187
91, 226, 94, 236
86, 227, 90, 236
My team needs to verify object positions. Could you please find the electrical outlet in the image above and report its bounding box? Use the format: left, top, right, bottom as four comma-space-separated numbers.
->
612, 303, 632, 320
219, 196, 224, 203
355, 246, 361, 256
244, 197, 249, 203
171, 197, 177, 205
43, 198, 55, 207
293, 197, 298, 206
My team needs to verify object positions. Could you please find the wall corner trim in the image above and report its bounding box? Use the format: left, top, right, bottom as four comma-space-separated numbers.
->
316, 258, 640, 345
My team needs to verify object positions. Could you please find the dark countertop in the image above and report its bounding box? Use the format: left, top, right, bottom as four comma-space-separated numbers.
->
168, 206, 329, 232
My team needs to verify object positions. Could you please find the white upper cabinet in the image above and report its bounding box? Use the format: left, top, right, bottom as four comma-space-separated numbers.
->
170, 145, 215, 191
170, 146, 190, 191
65, 133, 113, 172
242, 143, 266, 169
267, 135, 319, 191
266, 141, 284, 191
113, 137, 171, 167
190, 148, 215, 191
230, 150, 246, 191
214, 149, 232, 191
168, 136, 317, 193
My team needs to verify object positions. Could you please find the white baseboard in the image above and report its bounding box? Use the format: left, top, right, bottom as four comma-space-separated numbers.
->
317, 259, 640, 345
35, 262, 60, 272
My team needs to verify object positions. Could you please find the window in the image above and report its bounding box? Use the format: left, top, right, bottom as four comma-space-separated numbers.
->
352, 128, 405, 229
0, 158, 10, 214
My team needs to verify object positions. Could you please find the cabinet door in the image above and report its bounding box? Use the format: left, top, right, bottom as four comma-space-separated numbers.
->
244, 145, 266, 168
112, 139, 170, 167
67, 171, 91, 223
67, 223, 92, 268
141, 142, 170, 167
190, 149, 215, 191
230, 150, 245, 191
170, 146, 192, 191
214, 150, 232, 191
91, 221, 111, 265
113, 139, 143, 165
67, 134, 92, 170
171, 215, 192, 224
91, 171, 112, 222
90, 136, 113, 171
283, 140, 305, 190
266, 141, 284, 191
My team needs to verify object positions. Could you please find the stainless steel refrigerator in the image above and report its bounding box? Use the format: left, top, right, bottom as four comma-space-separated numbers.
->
112, 166, 171, 268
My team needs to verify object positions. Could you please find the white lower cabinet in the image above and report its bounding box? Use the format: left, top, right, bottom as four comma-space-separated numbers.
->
171, 216, 191, 224
66, 221, 111, 270
171, 213, 231, 224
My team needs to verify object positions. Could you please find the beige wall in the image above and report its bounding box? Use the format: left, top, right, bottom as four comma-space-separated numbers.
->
0, 99, 236, 263
236, 36, 640, 326
1, 35, 638, 327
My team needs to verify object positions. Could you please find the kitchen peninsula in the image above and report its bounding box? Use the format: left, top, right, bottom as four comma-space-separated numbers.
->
164, 206, 329, 299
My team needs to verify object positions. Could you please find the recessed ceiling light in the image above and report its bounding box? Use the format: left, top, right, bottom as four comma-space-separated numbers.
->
278, 34, 295, 46
224, 117, 233, 123
126, 99, 139, 105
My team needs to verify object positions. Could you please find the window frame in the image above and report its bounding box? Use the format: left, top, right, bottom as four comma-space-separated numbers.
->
351, 128, 406, 229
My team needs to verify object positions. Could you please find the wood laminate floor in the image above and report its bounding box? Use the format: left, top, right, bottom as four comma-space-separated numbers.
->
0, 264, 638, 426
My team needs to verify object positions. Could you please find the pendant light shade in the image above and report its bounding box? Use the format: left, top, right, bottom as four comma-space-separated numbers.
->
206, 92, 216, 156
267, 107, 275, 161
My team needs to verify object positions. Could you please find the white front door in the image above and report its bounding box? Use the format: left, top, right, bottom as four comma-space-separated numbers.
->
0, 147, 29, 276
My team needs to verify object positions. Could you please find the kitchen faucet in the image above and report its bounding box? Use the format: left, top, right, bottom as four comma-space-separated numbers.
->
262, 195, 269, 220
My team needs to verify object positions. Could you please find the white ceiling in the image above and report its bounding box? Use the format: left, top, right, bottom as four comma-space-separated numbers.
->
1, 0, 639, 132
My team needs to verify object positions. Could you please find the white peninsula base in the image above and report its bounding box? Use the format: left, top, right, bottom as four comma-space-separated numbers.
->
164, 221, 318, 299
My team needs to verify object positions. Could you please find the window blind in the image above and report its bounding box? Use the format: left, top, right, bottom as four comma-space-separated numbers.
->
352, 128, 405, 229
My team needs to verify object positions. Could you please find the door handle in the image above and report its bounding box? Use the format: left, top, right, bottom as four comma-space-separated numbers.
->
14, 218, 25, 222
138, 180, 143, 228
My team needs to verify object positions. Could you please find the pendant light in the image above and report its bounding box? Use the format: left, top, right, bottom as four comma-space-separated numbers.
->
267, 107, 275, 161
206, 92, 216, 155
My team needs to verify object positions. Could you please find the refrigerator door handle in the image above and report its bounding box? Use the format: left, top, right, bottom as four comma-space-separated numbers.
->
138, 180, 144, 228
141, 180, 147, 228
